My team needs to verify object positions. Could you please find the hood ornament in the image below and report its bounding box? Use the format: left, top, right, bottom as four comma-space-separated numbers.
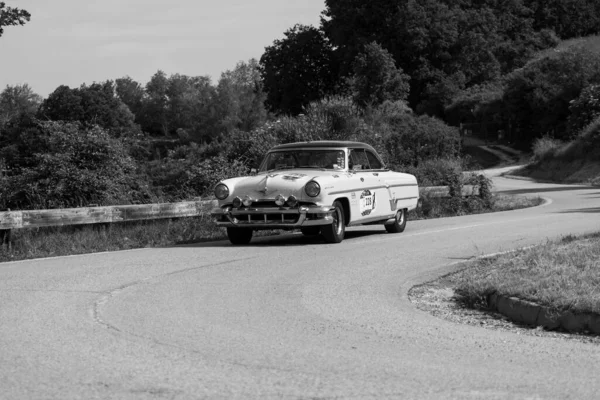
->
257, 176, 269, 194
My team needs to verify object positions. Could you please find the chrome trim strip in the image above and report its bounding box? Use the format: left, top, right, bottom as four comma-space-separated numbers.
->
394, 196, 419, 201
347, 214, 395, 227
329, 183, 417, 196
328, 185, 387, 196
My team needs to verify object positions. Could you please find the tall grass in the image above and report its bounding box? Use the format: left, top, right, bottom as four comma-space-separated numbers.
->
454, 233, 600, 314
520, 116, 600, 183
532, 136, 563, 162
0, 216, 226, 263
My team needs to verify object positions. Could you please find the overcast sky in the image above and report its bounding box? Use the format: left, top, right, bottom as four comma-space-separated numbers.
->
0, 0, 325, 97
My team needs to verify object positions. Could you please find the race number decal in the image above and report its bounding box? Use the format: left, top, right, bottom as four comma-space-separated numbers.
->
360, 190, 376, 216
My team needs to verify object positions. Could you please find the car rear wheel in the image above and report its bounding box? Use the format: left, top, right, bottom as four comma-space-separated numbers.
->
227, 227, 253, 245
300, 227, 321, 236
322, 201, 345, 243
385, 209, 407, 233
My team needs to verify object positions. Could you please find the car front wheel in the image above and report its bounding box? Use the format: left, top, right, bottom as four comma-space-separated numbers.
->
227, 227, 253, 245
385, 209, 407, 233
322, 201, 345, 243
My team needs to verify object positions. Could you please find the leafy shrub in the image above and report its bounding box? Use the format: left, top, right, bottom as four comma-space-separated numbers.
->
379, 114, 462, 169
476, 174, 494, 208
532, 136, 563, 162
146, 144, 249, 200
404, 158, 463, 187
0, 121, 136, 210
555, 115, 600, 161
567, 84, 600, 138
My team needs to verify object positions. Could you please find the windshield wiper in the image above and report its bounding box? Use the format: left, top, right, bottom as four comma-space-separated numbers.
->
266, 165, 295, 172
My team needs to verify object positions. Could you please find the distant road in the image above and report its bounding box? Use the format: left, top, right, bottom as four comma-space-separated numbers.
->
2, 171, 600, 399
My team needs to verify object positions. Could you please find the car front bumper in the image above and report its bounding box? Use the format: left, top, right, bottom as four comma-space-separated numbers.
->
211, 205, 335, 229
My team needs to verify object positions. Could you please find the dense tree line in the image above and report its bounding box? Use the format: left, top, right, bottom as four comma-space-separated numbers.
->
2, 0, 600, 210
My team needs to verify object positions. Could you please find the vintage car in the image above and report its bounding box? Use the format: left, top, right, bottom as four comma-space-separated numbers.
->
211, 141, 419, 244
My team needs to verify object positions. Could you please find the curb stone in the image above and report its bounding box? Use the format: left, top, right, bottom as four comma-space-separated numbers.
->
487, 293, 600, 334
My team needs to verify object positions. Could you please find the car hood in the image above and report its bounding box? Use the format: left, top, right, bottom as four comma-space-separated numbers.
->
226, 169, 339, 200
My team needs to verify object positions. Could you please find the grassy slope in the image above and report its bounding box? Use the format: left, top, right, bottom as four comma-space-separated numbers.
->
454, 233, 600, 315
517, 118, 600, 184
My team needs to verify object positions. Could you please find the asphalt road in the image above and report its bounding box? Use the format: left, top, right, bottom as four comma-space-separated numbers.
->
2, 169, 600, 399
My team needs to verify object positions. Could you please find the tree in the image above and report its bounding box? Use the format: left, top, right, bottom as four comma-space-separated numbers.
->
349, 42, 410, 107
142, 70, 170, 135
529, 0, 600, 39
260, 24, 338, 115
166, 74, 218, 143
0, 84, 41, 130
216, 59, 267, 134
0, 2, 30, 37
39, 81, 136, 135
321, 0, 557, 114
115, 76, 145, 119
503, 46, 600, 143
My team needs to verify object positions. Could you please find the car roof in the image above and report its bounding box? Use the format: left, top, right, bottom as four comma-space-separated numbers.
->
270, 141, 376, 151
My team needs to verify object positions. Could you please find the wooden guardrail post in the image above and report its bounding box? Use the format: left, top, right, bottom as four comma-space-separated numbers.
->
0, 208, 11, 249
0, 229, 11, 249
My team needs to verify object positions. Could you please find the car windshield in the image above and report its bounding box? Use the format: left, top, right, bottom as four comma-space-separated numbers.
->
259, 149, 346, 172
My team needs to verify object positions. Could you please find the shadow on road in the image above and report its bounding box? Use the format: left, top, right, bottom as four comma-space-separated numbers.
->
180, 229, 385, 248
499, 186, 595, 195
558, 207, 600, 214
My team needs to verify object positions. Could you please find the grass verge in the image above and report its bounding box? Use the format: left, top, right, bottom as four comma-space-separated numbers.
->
453, 233, 600, 315
0, 194, 542, 263
411, 193, 543, 219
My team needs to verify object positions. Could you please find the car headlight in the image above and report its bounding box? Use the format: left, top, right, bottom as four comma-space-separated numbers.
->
232, 197, 243, 208
214, 183, 229, 200
304, 181, 320, 197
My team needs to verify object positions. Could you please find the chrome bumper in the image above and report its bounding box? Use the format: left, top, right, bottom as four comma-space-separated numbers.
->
211, 205, 335, 229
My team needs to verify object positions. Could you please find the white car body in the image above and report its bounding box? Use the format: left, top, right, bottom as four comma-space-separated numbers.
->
211, 141, 419, 244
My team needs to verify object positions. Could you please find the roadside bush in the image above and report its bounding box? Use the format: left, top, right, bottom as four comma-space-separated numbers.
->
146, 144, 249, 200
0, 121, 136, 210
380, 114, 461, 168
567, 84, 600, 138
532, 136, 563, 162
404, 158, 463, 187
476, 174, 494, 208
555, 116, 600, 161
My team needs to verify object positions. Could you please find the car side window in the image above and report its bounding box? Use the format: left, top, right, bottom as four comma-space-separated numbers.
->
348, 149, 370, 170
365, 151, 383, 169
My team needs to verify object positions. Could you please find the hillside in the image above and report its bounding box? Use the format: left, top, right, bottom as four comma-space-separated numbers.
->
516, 118, 600, 184
508, 35, 600, 184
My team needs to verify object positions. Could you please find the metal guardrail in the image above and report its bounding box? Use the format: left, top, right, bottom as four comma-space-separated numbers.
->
0, 185, 477, 231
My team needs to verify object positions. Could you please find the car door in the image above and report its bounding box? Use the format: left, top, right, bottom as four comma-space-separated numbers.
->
348, 148, 389, 222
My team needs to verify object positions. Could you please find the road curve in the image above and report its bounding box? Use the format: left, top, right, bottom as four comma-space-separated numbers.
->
1, 171, 600, 399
